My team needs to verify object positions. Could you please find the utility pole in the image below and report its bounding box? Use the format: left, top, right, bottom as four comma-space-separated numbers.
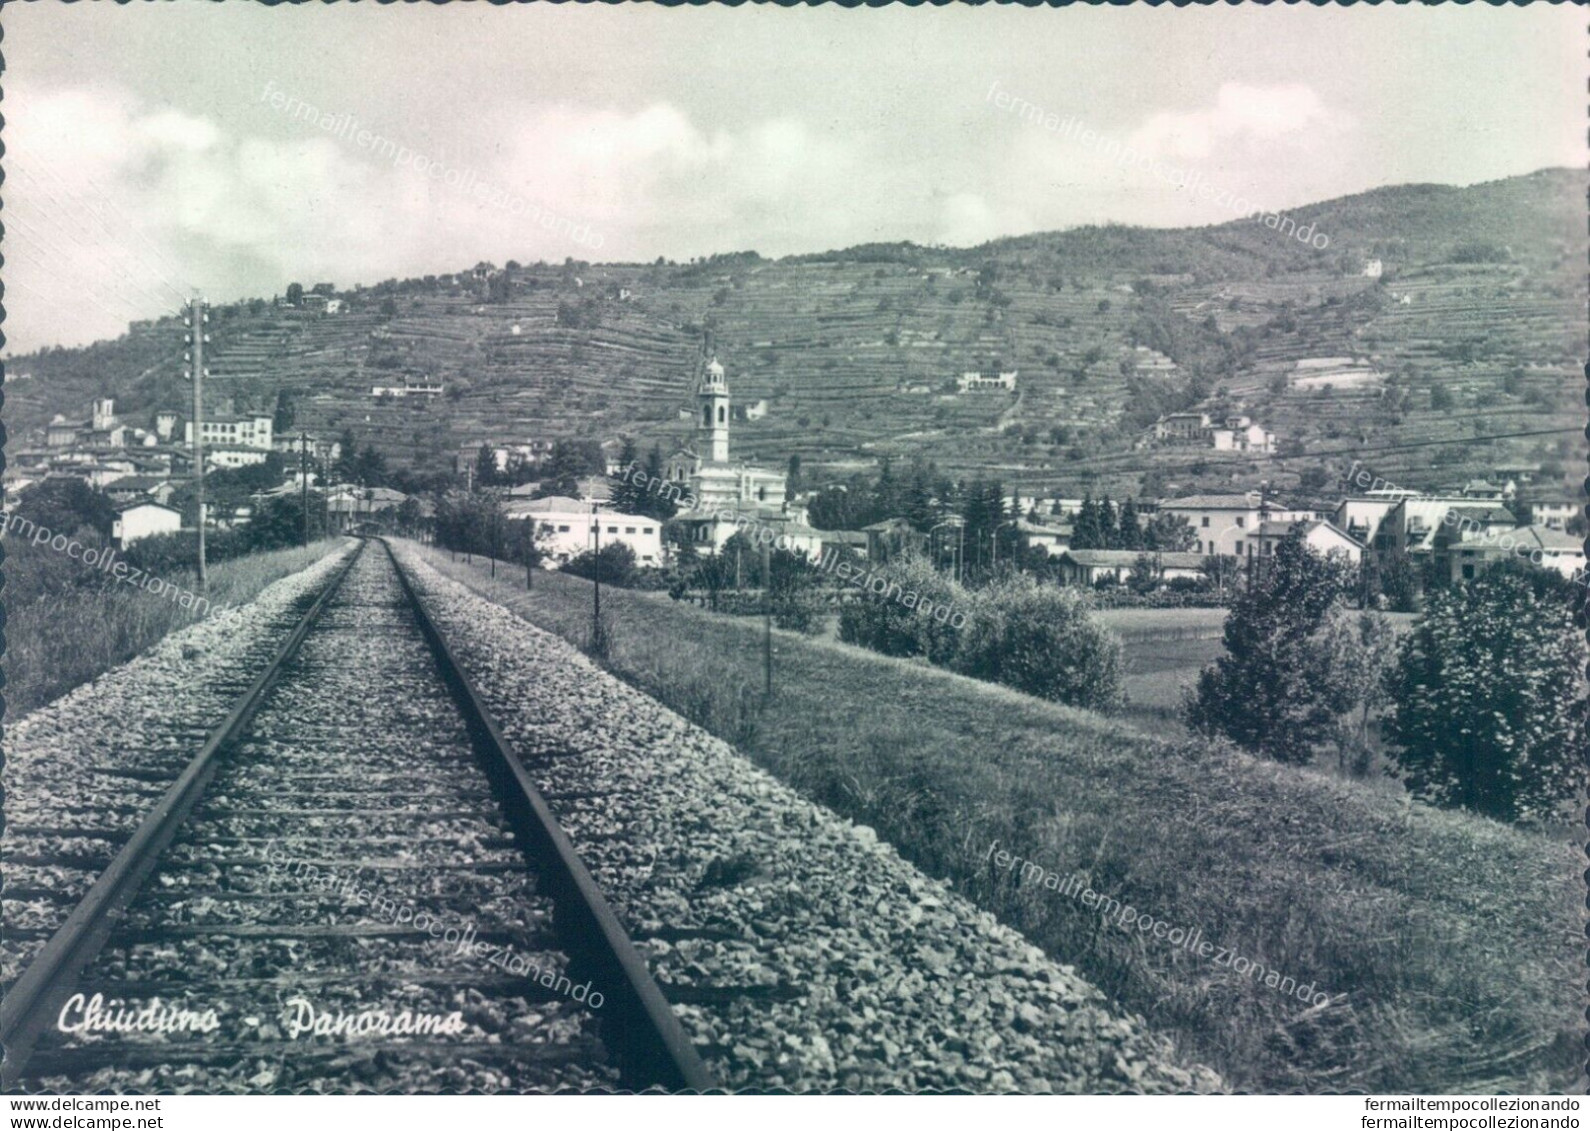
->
299, 430, 309, 546
592, 501, 601, 644
762, 537, 773, 698
489, 493, 497, 579
186, 294, 208, 595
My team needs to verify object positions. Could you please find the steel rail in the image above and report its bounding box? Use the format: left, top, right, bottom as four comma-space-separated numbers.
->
0, 540, 367, 1087
379, 538, 716, 1093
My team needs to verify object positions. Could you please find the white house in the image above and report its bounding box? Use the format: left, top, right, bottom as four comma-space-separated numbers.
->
1158, 493, 1312, 558
205, 445, 272, 470
1245, 519, 1364, 564
1208, 416, 1277, 454
112, 501, 182, 547
1522, 498, 1579, 530
668, 505, 824, 559
1448, 525, 1586, 584
506, 496, 663, 567
1015, 520, 1071, 558
1154, 412, 1275, 453
1153, 412, 1211, 443
956, 370, 1018, 393
186, 415, 274, 451
1059, 549, 1205, 587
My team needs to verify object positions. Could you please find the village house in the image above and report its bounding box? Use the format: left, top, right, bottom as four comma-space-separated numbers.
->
1447, 525, 1586, 584
204, 445, 272, 471
1152, 412, 1275, 453
1245, 519, 1364, 564
504, 496, 663, 567
1057, 549, 1205, 588
1015, 520, 1071, 558
105, 476, 180, 506
112, 501, 182, 547
327, 486, 409, 533
186, 414, 275, 451
1158, 493, 1312, 558
371, 377, 446, 398
1520, 496, 1579, 530
956, 370, 1018, 393
1208, 416, 1277, 454
1375, 495, 1502, 560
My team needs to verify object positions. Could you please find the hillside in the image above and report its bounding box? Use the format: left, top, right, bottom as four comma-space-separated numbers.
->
7, 167, 1583, 501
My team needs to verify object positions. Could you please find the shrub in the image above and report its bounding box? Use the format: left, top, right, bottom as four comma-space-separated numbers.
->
561, 542, 637, 587
1384, 566, 1587, 823
836, 555, 964, 665
953, 577, 1124, 712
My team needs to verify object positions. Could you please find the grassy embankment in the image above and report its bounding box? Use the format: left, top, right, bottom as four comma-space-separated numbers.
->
411, 542, 1582, 1094
3, 538, 347, 716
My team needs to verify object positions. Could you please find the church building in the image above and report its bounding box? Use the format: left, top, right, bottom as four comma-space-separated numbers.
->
664, 356, 816, 554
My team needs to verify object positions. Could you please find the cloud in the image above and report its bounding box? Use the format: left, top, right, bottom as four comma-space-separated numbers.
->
3, 82, 881, 351
1127, 82, 1337, 162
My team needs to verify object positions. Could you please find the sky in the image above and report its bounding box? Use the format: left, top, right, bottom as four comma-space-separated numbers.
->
3, 2, 1583, 354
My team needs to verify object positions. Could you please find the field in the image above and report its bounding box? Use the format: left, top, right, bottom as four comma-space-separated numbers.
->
410, 543, 1583, 1094
2, 538, 345, 716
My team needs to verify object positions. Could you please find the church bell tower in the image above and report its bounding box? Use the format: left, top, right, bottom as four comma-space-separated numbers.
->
698, 356, 730, 464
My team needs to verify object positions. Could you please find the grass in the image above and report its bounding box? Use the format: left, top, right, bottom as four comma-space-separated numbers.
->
3, 538, 346, 717
411, 542, 1583, 1094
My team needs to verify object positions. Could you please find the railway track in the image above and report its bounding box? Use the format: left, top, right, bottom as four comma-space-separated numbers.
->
2, 540, 712, 1094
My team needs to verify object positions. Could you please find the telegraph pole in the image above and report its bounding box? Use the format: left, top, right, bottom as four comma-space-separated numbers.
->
762, 538, 773, 698
592, 501, 601, 644
299, 430, 309, 546
186, 294, 208, 594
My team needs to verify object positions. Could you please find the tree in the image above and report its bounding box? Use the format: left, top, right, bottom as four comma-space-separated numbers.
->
1145, 511, 1196, 552
1072, 495, 1103, 550
1117, 498, 1143, 551
333, 429, 359, 484
356, 445, 389, 487
1384, 566, 1587, 823
1311, 607, 1398, 776
286, 282, 304, 307
1186, 530, 1357, 764
639, 445, 677, 521
1378, 550, 1419, 612
1127, 552, 1160, 594
14, 479, 117, 540
608, 437, 640, 513
273, 390, 296, 435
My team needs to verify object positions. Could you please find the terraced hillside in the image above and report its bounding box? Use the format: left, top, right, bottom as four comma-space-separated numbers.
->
8, 167, 1582, 498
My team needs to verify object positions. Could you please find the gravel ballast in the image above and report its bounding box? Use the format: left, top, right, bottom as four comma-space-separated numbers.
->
392, 541, 1221, 1094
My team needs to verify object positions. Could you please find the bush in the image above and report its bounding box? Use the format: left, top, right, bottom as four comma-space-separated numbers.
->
561, 542, 637, 587
836, 555, 964, 665
1384, 566, 1587, 823
952, 577, 1124, 712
